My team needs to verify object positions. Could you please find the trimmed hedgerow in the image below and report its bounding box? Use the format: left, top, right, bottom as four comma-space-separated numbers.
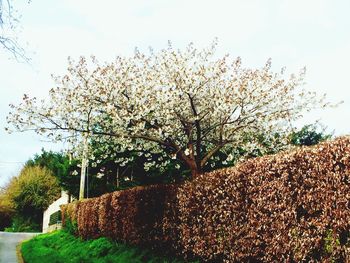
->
61, 201, 79, 234
178, 137, 350, 262
62, 136, 350, 262
62, 184, 179, 252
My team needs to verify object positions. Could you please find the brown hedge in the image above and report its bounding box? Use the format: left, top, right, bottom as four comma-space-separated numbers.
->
62, 136, 350, 262
62, 184, 179, 250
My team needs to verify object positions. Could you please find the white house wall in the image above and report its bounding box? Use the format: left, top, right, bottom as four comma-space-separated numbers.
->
42, 190, 69, 233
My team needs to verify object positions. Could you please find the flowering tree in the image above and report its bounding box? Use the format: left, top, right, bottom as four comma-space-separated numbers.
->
7, 41, 327, 177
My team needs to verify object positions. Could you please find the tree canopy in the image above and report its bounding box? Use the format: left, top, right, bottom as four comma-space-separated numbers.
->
3, 165, 60, 231
290, 123, 332, 146
7, 41, 328, 177
0, 186, 14, 230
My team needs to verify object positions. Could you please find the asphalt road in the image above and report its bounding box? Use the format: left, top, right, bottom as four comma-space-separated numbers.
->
0, 232, 40, 263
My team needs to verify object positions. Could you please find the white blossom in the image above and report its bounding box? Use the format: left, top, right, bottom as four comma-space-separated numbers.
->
6, 41, 328, 177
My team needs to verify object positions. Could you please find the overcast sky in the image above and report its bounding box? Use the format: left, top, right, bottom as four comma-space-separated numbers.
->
0, 0, 349, 186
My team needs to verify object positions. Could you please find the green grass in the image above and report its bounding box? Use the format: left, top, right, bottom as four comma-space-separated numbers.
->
21, 230, 193, 263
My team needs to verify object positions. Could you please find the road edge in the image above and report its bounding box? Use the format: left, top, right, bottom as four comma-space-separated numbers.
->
16, 241, 24, 263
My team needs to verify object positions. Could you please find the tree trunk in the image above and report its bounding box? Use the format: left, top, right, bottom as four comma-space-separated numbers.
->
177, 150, 203, 179
188, 160, 202, 179
79, 134, 89, 200
116, 167, 120, 188
190, 168, 200, 178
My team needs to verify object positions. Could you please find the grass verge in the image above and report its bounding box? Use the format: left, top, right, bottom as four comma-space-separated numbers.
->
16, 243, 24, 263
21, 230, 193, 263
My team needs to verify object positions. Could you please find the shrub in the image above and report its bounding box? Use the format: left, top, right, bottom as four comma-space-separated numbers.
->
4, 165, 60, 231
62, 184, 178, 251
290, 123, 332, 146
61, 201, 78, 234
62, 137, 350, 262
0, 188, 14, 230
177, 136, 350, 262
4, 215, 40, 232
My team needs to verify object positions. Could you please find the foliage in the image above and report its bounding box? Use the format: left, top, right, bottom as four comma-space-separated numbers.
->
25, 147, 183, 198
21, 230, 195, 263
62, 216, 78, 235
4, 215, 40, 232
0, 187, 14, 230
8, 166, 60, 213
61, 185, 178, 250
26, 149, 73, 186
324, 229, 340, 256
27, 123, 329, 200
177, 136, 350, 262
26, 149, 81, 197
4, 165, 60, 231
25, 131, 289, 199
7, 41, 329, 177
61, 201, 78, 234
290, 123, 332, 146
63, 137, 350, 262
